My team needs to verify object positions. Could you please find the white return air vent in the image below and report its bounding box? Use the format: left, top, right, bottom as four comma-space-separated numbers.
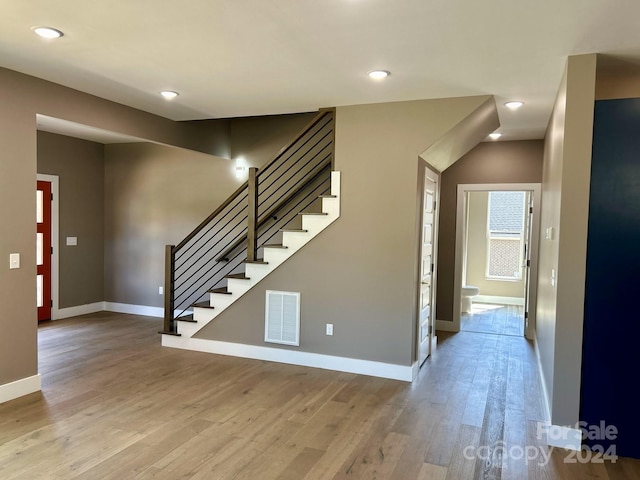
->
265, 290, 300, 346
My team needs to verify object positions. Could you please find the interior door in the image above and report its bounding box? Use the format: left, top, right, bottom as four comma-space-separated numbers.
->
522, 191, 534, 336
37, 180, 52, 321
418, 172, 437, 367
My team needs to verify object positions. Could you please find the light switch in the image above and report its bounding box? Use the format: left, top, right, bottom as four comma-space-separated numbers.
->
66, 237, 78, 246
9, 253, 20, 269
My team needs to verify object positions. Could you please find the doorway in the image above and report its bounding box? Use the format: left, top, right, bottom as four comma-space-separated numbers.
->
453, 184, 541, 339
36, 174, 59, 321
416, 166, 439, 368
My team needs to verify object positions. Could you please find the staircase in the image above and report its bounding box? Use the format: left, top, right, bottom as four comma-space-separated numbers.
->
169, 172, 339, 340
159, 110, 340, 341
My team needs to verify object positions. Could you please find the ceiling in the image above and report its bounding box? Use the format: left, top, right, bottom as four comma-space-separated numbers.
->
3, 0, 640, 142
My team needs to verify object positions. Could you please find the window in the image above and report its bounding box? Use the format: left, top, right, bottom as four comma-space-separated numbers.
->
486, 191, 526, 280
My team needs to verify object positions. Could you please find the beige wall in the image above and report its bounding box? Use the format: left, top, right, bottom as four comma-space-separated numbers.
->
536, 54, 596, 427
230, 113, 317, 168
37, 132, 105, 308
0, 66, 226, 389
104, 143, 239, 307
465, 191, 525, 298
196, 96, 494, 366
436, 140, 543, 322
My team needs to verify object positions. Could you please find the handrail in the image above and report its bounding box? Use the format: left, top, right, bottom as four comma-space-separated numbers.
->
161, 109, 334, 335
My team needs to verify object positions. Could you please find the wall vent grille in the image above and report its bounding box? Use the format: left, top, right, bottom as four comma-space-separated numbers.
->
265, 291, 300, 346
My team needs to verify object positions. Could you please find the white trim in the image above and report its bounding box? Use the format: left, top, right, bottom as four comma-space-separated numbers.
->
0, 374, 41, 404
544, 425, 582, 451
474, 295, 525, 306
37, 174, 59, 320
162, 336, 414, 382
534, 335, 551, 424
104, 302, 164, 318
436, 319, 459, 332
532, 335, 579, 450
411, 361, 420, 380
57, 301, 105, 319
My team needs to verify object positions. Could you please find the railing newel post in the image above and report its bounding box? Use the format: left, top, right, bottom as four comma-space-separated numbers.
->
247, 167, 259, 262
163, 244, 176, 333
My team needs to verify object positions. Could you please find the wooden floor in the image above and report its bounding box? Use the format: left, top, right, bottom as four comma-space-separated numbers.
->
0, 312, 638, 479
461, 304, 525, 337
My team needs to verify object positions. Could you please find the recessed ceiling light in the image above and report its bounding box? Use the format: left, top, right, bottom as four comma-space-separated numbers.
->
504, 101, 524, 110
160, 90, 179, 100
32, 26, 64, 39
367, 70, 390, 80
489, 133, 502, 140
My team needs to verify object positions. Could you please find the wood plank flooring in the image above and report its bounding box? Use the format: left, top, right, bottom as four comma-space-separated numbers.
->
0, 311, 638, 479
461, 304, 524, 337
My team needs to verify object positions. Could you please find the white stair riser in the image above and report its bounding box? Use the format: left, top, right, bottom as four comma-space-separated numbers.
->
227, 278, 252, 295
322, 197, 340, 216
262, 248, 289, 266
177, 322, 202, 336
244, 263, 271, 281
194, 307, 218, 322
281, 231, 311, 250
331, 171, 341, 196
300, 215, 329, 232
209, 294, 235, 309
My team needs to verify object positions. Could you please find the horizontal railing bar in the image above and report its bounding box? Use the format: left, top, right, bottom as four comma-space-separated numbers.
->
258, 116, 332, 186
258, 149, 332, 211
175, 191, 248, 262
174, 181, 250, 253
174, 210, 248, 273
216, 161, 331, 261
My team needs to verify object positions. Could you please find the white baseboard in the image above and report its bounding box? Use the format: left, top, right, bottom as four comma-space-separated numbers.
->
57, 302, 105, 319
0, 374, 41, 404
104, 302, 164, 318
474, 295, 525, 306
162, 336, 414, 382
534, 334, 551, 424
541, 424, 582, 451
436, 319, 459, 332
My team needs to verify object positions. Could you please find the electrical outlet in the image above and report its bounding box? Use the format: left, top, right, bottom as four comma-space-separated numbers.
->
326, 323, 333, 336
159, 286, 163, 295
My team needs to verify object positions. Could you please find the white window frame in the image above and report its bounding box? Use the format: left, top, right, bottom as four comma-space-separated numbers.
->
485, 192, 526, 281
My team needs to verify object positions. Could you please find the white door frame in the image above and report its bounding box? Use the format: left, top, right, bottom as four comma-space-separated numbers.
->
37, 174, 59, 320
453, 183, 541, 339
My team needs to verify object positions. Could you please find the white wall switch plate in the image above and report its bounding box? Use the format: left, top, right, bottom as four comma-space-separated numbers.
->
326, 323, 333, 336
159, 286, 163, 295
9, 253, 20, 269
66, 237, 78, 246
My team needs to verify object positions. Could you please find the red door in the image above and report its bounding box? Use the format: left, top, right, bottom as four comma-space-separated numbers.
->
37, 181, 52, 321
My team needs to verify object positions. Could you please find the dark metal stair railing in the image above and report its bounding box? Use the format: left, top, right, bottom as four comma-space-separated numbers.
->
160, 109, 335, 335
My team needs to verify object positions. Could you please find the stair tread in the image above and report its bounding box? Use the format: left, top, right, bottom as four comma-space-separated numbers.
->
298, 212, 328, 216
158, 330, 181, 337
176, 314, 197, 323
280, 228, 308, 232
209, 287, 232, 295
243, 258, 269, 264
192, 301, 215, 309
225, 273, 250, 280
319, 194, 337, 198
263, 244, 288, 249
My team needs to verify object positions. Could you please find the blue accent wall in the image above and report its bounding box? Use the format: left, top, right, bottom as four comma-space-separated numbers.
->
582, 98, 640, 458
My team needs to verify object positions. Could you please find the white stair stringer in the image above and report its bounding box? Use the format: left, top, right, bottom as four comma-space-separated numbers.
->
163, 171, 340, 345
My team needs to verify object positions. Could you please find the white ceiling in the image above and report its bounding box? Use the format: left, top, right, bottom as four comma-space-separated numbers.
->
3, 0, 640, 142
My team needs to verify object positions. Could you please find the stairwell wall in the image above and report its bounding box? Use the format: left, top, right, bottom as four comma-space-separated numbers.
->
195, 97, 493, 367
